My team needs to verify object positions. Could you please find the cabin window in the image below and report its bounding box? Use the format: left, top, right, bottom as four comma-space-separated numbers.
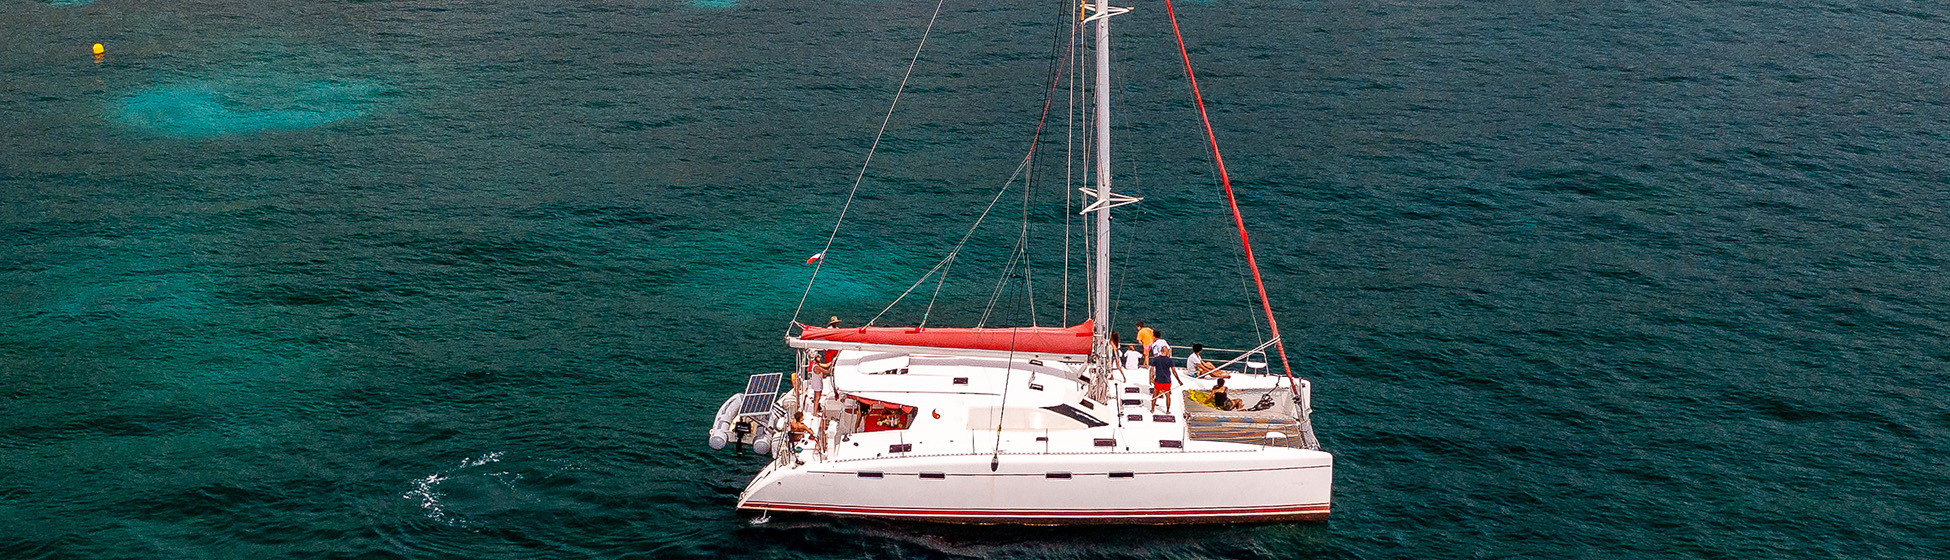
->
858, 472, 884, 478
1046, 472, 1072, 479
920, 472, 946, 479
1110, 472, 1135, 478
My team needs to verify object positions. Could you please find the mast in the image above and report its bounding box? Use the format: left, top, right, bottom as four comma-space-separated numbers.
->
1090, 3, 1113, 355
1083, 1, 1131, 365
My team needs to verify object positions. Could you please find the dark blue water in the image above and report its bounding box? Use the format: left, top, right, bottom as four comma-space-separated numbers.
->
4, 0, 1947, 558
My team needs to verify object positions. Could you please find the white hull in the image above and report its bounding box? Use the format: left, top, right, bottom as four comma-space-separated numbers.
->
728, 346, 1332, 525
738, 447, 1331, 524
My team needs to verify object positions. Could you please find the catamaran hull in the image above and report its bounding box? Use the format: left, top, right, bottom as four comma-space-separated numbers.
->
737, 450, 1332, 525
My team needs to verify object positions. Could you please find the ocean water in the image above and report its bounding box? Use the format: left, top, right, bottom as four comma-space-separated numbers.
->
3, 0, 1946, 558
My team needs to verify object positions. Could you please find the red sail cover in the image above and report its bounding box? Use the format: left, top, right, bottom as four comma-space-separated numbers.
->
797, 320, 1094, 355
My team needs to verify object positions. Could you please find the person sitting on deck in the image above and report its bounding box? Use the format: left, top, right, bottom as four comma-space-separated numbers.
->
1149, 345, 1175, 414
1121, 344, 1143, 371
1188, 343, 1224, 378
1210, 378, 1239, 411
788, 412, 813, 444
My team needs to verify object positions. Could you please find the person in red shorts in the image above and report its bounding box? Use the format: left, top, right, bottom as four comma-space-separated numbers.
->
1149, 345, 1175, 414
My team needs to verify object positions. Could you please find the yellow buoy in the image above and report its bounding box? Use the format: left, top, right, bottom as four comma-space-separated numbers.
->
92, 43, 105, 55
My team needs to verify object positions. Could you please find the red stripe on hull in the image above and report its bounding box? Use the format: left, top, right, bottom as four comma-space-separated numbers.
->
741, 501, 1330, 525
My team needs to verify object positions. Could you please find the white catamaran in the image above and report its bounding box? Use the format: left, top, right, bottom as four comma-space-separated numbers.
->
706, 0, 1332, 524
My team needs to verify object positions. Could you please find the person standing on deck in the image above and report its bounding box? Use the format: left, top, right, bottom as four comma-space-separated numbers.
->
1149, 346, 1175, 414
1147, 329, 1169, 359
1135, 322, 1155, 359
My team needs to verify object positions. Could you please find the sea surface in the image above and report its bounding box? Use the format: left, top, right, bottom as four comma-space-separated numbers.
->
3, 0, 1947, 558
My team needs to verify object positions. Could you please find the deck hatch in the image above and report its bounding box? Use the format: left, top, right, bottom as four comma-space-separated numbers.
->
1124, 387, 1140, 393
1121, 399, 1142, 406
1159, 439, 1183, 448
1042, 404, 1109, 428
1152, 415, 1176, 423
888, 443, 913, 453
1093, 438, 1116, 447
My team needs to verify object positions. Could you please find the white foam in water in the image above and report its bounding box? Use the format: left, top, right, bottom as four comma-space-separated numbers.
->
461, 451, 504, 469
402, 473, 452, 523
404, 452, 506, 524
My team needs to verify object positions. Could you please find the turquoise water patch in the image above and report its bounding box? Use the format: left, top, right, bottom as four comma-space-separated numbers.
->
690, 0, 738, 8
112, 79, 391, 137
47, 0, 97, 5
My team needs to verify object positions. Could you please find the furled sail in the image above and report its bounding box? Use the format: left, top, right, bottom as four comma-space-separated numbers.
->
796, 320, 1093, 355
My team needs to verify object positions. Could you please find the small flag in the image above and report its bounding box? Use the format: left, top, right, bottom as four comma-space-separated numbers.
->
806, 251, 825, 264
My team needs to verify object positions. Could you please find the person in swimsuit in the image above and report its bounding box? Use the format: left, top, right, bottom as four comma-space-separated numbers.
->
1210, 378, 1237, 411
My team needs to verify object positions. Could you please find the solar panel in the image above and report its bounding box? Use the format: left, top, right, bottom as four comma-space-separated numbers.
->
737, 373, 785, 419
744, 372, 783, 394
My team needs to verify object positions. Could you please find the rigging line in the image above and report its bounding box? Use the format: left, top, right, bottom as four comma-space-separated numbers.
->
1061, 0, 1080, 326
978, 237, 1030, 327
786, 0, 952, 334
921, 28, 1075, 328
987, 325, 1023, 472
1019, 0, 1069, 330
1017, 4, 1079, 328
919, 154, 1035, 327
869, 250, 960, 326
1163, 0, 1297, 382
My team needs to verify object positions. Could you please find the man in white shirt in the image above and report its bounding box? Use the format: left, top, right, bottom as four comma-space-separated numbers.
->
1147, 330, 1169, 358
